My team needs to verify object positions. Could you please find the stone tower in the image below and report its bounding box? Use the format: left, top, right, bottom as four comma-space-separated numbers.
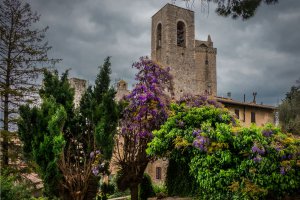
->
151, 4, 217, 99
69, 78, 87, 108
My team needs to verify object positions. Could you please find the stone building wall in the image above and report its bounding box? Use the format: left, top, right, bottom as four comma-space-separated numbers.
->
217, 97, 276, 127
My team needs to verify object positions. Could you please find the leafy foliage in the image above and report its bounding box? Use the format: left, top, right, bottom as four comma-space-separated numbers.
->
19, 97, 66, 197
148, 100, 300, 199
279, 79, 300, 135
115, 57, 173, 200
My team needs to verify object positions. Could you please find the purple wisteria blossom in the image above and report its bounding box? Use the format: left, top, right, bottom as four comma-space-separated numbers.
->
275, 147, 281, 151
192, 129, 202, 137
92, 168, 99, 176
177, 120, 185, 128
253, 155, 262, 163
251, 144, 265, 155
178, 94, 222, 108
193, 135, 210, 152
280, 166, 285, 175
90, 151, 95, 159
280, 165, 291, 175
262, 129, 273, 137
116, 57, 173, 193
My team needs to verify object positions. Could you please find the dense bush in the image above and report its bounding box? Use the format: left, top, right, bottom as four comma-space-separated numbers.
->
147, 101, 300, 199
0, 170, 32, 200
139, 173, 155, 200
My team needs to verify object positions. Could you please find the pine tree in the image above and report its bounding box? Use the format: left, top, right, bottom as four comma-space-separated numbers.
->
0, 0, 58, 166
94, 56, 111, 105
95, 88, 118, 160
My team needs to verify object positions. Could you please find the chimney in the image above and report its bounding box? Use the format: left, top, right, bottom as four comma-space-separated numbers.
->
227, 92, 231, 98
252, 92, 257, 104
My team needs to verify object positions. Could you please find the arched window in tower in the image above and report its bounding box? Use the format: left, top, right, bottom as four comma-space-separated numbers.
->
177, 21, 186, 47
156, 23, 162, 49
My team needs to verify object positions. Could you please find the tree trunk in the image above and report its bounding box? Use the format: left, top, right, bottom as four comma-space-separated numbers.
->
130, 184, 139, 200
2, 91, 9, 166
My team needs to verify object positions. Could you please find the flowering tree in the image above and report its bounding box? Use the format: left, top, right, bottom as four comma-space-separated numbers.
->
115, 57, 173, 200
147, 98, 300, 199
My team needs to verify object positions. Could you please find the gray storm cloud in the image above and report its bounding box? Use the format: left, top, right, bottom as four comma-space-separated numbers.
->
29, 0, 300, 105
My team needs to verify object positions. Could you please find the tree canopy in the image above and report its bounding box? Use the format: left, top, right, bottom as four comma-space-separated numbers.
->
177, 0, 278, 20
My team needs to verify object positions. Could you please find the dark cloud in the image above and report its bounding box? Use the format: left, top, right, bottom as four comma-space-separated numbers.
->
28, 0, 300, 105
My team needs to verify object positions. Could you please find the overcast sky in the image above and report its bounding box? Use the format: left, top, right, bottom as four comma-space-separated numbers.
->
27, 0, 300, 105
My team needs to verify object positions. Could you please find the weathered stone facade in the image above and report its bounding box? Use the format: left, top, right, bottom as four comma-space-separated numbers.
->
151, 4, 217, 99
115, 80, 130, 101
69, 77, 87, 108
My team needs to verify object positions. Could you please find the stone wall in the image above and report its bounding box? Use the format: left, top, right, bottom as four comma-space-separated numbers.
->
69, 78, 87, 108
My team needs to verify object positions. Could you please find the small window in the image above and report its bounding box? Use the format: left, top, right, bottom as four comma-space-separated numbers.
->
235, 109, 239, 119
156, 167, 162, 180
251, 112, 256, 123
156, 23, 162, 49
177, 21, 186, 47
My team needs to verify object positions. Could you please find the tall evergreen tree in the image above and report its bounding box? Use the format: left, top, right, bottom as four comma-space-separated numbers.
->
79, 56, 118, 161
94, 56, 111, 105
95, 88, 118, 160
0, 0, 58, 166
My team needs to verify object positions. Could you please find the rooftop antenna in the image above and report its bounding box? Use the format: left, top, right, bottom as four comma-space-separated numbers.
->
171, 0, 176, 4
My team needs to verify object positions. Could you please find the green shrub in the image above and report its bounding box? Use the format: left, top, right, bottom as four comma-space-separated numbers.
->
0, 170, 32, 200
147, 102, 300, 199
139, 173, 155, 200
152, 184, 167, 195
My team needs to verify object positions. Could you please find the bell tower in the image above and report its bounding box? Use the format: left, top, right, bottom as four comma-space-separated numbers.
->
151, 4, 196, 98
151, 4, 217, 99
